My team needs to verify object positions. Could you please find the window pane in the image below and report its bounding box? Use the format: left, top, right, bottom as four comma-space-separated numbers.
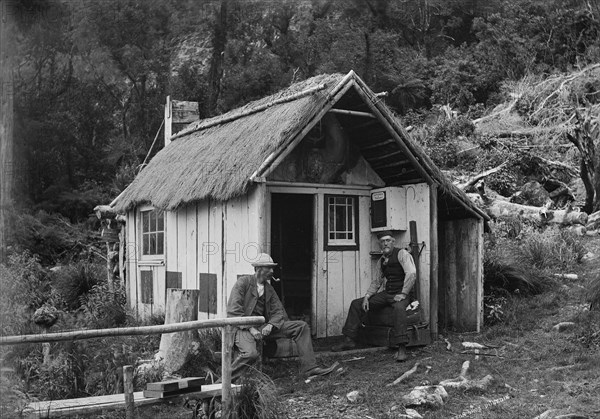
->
157, 211, 164, 231
329, 204, 335, 233
336, 207, 346, 231
143, 234, 149, 255
150, 234, 156, 255
347, 205, 353, 231
142, 212, 149, 233
157, 232, 164, 254
150, 211, 156, 233
336, 232, 346, 240
348, 233, 353, 240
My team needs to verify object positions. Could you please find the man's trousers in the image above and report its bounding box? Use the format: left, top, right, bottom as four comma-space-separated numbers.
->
341, 292, 410, 346
230, 320, 317, 381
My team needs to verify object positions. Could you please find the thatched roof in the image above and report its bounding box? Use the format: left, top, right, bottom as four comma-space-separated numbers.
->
112, 71, 488, 221
113, 73, 344, 211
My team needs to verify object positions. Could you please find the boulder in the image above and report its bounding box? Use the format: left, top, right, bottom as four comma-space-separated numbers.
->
510, 181, 551, 207
586, 210, 600, 230
402, 385, 448, 409
552, 322, 576, 332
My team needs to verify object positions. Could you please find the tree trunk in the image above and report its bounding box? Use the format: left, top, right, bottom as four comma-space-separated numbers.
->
0, 5, 15, 263
158, 289, 201, 373
567, 108, 600, 213
206, 0, 228, 116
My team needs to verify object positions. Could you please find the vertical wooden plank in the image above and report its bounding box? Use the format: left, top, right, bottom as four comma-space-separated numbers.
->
165, 210, 178, 274
358, 196, 372, 296
315, 193, 328, 338
186, 205, 197, 289
456, 220, 469, 331
123, 365, 134, 419
126, 212, 137, 312
326, 249, 345, 336
208, 273, 218, 315
177, 208, 187, 284
476, 219, 484, 332
221, 325, 234, 419
197, 201, 210, 319
429, 184, 439, 340
446, 221, 458, 329
208, 200, 223, 318
342, 251, 356, 322
437, 220, 447, 331
404, 183, 430, 324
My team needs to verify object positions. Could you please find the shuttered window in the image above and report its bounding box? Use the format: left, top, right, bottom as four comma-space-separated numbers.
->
141, 209, 164, 256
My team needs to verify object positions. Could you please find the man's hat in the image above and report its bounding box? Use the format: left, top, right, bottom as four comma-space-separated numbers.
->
376, 230, 394, 240
251, 253, 278, 267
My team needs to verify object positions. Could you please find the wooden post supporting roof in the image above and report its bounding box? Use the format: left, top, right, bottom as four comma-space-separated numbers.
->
429, 185, 439, 340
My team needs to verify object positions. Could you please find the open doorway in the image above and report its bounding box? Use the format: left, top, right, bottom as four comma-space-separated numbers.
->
270, 193, 314, 325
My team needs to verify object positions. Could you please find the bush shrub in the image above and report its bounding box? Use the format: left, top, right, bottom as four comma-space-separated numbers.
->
52, 261, 105, 311
0, 252, 52, 336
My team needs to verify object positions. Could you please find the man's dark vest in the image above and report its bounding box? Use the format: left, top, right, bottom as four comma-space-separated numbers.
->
251, 293, 266, 317
382, 247, 406, 294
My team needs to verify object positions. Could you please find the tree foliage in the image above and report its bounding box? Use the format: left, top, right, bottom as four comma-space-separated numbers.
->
11, 0, 600, 224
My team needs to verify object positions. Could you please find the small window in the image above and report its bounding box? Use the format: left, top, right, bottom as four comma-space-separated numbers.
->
324, 195, 359, 250
141, 209, 164, 256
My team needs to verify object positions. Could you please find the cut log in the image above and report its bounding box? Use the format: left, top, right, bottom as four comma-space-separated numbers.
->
158, 289, 201, 373
483, 200, 588, 226
469, 182, 588, 226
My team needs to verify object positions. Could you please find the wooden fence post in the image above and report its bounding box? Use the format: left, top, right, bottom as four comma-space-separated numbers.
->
221, 325, 235, 419
123, 365, 134, 419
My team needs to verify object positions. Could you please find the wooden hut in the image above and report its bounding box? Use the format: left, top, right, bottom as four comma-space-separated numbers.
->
112, 71, 489, 339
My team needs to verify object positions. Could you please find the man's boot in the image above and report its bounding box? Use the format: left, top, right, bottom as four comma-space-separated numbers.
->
394, 344, 408, 362
331, 336, 357, 352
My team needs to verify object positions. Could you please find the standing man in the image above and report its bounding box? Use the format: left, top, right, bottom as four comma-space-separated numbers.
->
332, 231, 417, 361
227, 253, 336, 381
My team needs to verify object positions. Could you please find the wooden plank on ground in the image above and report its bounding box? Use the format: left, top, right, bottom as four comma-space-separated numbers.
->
146, 376, 204, 392
24, 384, 239, 419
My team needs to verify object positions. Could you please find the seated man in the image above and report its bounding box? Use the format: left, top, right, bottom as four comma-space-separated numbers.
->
227, 253, 336, 381
332, 230, 416, 361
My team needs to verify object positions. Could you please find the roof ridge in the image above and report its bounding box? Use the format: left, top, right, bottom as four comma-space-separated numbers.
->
171, 82, 330, 141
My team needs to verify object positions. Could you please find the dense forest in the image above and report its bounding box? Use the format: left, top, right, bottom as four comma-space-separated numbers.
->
6, 0, 600, 229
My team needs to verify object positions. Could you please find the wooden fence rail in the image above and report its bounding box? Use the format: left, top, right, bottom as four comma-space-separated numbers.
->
1, 316, 265, 419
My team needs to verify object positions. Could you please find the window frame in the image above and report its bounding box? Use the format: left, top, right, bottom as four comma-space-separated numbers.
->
138, 206, 165, 260
323, 194, 359, 251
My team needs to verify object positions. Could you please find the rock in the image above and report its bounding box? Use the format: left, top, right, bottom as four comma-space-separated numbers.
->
566, 225, 586, 236
404, 408, 423, 418
585, 229, 599, 236
346, 390, 362, 403
586, 210, 600, 230
510, 181, 551, 207
552, 322, 576, 332
553, 273, 578, 280
582, 252, 597, 261
402, 385, 448, 409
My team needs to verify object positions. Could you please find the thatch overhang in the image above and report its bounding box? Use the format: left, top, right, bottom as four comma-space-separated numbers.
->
112, 70, 489, 222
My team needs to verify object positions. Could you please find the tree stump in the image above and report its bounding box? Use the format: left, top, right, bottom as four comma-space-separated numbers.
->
158, 289, 200, 373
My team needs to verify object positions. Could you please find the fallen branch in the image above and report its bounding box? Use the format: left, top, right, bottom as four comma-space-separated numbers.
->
460, 351, 504, 358
444, 339, 452, 351
439, 360, 494, 390
455, 162, 508, 191
387, 362, 420, 386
